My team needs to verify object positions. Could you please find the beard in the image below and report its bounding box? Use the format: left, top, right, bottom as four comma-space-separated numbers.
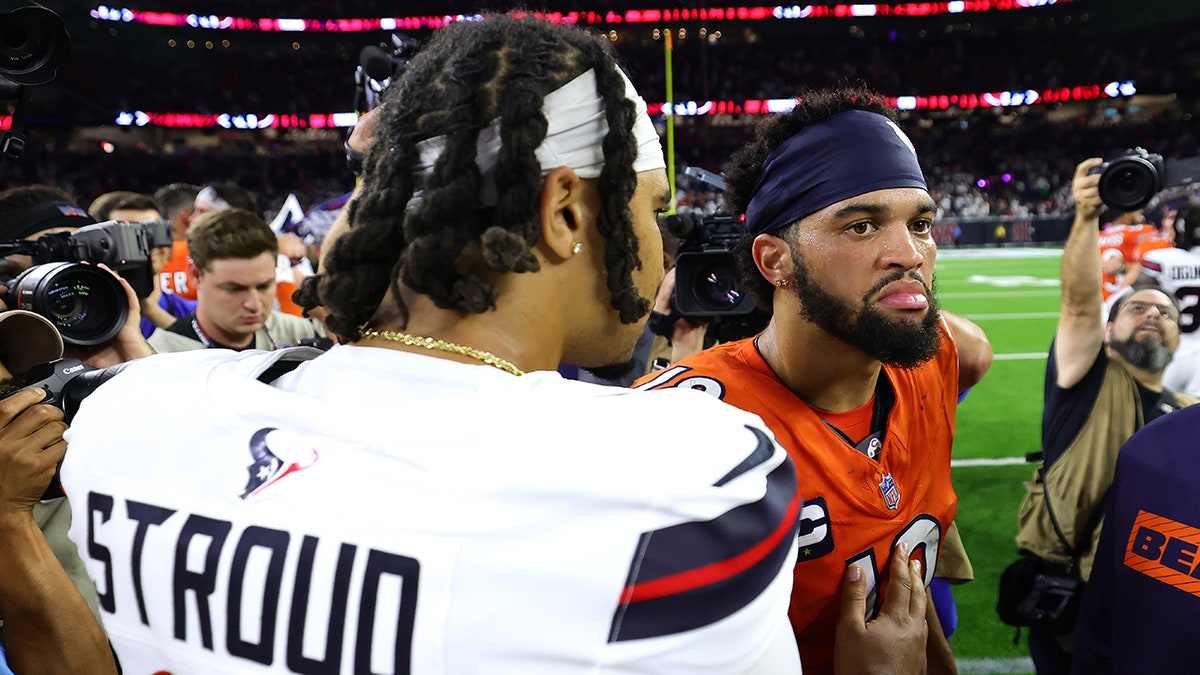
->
1109, 334, 1173, 372
790, 256, 941, 368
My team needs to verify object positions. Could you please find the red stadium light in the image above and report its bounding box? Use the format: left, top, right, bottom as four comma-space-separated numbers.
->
110, 79, 1134, 129
89, 1, 1077, 31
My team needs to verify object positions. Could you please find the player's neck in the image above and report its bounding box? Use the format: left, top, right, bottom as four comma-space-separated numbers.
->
360, 287, 557, 374
757, 319, 881, 412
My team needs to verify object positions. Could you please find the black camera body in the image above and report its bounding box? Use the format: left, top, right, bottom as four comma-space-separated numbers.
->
0, 357, 127, 499
354, 32, 418, 114
667, 212, 756, 318
662, 166, 770, 343
1, 219, 171, 346
0, 357, 93, 419
669, 165, 757, 319
30, 219, 172, 274
1092, 147, 1200, 212
348, 33, 418, 175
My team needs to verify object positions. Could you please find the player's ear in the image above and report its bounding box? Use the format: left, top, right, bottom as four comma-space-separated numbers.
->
538, 166, 591, 261
186, 258, 202, 288
752, 232, 793, 288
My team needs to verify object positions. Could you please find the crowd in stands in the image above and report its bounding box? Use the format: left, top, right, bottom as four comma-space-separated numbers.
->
672, 99, 1200, 223
4, 2, 1193, 229
48, 4, 1198, 123
3, 95, 1194, 231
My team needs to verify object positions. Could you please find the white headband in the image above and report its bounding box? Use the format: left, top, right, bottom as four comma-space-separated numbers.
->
410, 68, 665, 207
195, 186, 232, 212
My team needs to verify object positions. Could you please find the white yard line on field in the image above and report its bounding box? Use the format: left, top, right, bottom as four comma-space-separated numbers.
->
991, 352, 1048, 361
961, 312, 1059, 321
952, 457, 1032, 468
957, 657, 1035, 675
939, 290, 1060, 299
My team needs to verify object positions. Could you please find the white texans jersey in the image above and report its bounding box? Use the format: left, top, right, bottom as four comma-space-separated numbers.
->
1140, 246, 1200, 396
63, 346, 802, 674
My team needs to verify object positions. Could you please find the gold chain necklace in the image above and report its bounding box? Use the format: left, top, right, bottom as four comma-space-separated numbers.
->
359, 328, 525, 376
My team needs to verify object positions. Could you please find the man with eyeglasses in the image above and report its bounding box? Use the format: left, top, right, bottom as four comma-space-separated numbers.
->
1013, 158, 1198, 675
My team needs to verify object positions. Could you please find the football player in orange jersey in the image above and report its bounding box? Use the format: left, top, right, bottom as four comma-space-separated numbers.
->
1098, 208, 1159, 302
636, 86, 992, 675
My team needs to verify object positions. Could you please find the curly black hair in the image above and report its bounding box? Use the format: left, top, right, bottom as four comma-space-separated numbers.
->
724, 85, 897, 311
298, 14, 650, 341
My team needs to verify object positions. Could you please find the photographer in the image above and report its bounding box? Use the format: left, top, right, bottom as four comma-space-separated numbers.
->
89, 190, 198, 338
1012, 158, 1197, 674
0, 185, 156, 368
0, 312, 118, 674
0, 188, 152, 672
0, 185, 93, 274
0, 186, 157, 367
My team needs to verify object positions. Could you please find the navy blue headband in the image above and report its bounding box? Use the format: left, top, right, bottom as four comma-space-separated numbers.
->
743, 109, 928, 235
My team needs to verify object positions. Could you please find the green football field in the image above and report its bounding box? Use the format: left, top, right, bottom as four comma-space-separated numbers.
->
934, 247, 1063, 675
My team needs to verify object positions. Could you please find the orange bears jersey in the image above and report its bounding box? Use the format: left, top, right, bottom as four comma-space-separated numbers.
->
1099, 224, 1159, 300
158, 240, 196, 300
634, 322, 960, 674
1133, 235, 1172, 264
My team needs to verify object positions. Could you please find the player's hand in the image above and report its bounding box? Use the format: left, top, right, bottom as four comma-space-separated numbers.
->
0, 388, 67, 516
833, 543, 928, 675
1071, 158, 1105, 221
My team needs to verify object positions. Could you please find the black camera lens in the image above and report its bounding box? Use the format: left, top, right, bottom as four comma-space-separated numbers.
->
696, 263, 745, 309
0, 4, 70, 86
8, 262, 127, 346
673, 250, 755, 317
1097, 156, 1162, 212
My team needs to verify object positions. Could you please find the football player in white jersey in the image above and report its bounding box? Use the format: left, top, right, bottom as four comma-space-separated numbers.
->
1141, 200, 1200, 396
22, 12, 920, 675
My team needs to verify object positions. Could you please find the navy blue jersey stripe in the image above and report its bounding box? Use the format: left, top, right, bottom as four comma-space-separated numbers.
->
714, 427, 776, 487
607, 457, 801, 642
630, 456, 797, 585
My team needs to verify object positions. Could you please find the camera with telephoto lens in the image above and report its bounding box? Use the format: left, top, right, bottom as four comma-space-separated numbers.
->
0, 219, 172, 346
0, 357, 127, 499
666, 211, 755, 318
347, 33, 418, 174
669, 166, 757, 317
1090, 147, 1200, 212
662, 166, 768, 343
354, 32, 418, 114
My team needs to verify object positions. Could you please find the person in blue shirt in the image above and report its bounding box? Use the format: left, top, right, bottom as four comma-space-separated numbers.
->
1072, 404, 1200, 674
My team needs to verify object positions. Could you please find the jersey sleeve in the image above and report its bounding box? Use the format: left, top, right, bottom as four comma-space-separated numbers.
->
609, 420, 799, 639
604, 390, 801, 672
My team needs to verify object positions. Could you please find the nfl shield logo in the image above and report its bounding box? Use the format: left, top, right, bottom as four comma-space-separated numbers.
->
879, 473, 901, 510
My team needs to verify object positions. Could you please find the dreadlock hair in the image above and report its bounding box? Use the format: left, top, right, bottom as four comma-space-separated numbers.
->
724, 85, 898, 311
298, 13, 648, 342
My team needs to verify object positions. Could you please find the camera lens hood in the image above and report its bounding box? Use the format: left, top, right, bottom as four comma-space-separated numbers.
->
0, 308, 61, 375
